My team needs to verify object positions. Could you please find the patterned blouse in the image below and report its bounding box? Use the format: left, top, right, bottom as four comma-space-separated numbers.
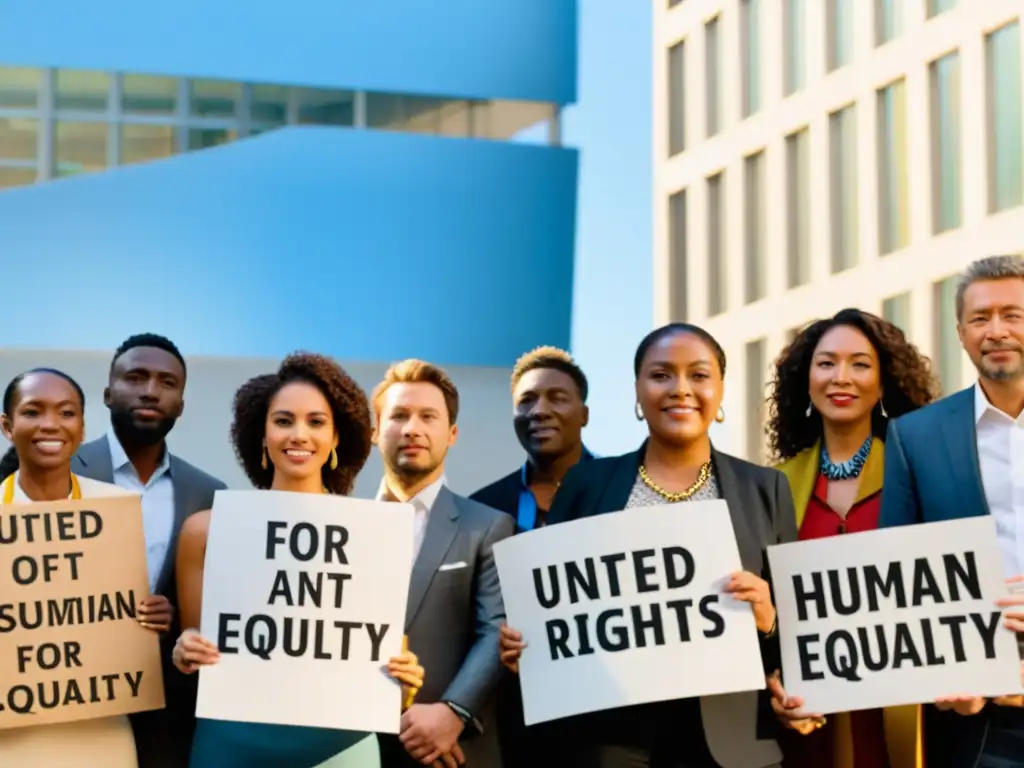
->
625, 466, 722, 508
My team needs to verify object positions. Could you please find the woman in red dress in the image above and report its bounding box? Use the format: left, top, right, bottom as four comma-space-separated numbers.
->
764, 308, 938, 768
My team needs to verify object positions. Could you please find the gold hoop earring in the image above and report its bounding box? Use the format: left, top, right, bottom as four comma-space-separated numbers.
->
330, 447, 338, 470
716, 407, 725, 423
261, 446, 268, 470
634, 402, 644, 421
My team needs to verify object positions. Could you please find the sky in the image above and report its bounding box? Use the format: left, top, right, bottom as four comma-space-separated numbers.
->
563, 0, 653, 455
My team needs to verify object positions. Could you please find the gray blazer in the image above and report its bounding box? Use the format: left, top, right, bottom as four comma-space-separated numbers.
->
402, 485, 515, 766
72, 435, 226, 597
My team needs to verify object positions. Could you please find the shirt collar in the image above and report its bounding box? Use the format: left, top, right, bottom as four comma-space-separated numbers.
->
376, 473, 446, 512
519, 444, 595, 488
107, 429, 171, 477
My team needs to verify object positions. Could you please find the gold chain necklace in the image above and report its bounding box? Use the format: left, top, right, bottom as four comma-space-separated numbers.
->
638, 461, 711, 502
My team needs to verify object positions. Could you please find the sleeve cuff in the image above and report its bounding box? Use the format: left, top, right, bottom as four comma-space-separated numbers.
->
444, 700, 483, 734
760, 613, 778, 639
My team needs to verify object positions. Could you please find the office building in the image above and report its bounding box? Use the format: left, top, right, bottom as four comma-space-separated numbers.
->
0, 0, 579, 492
654, 0, 1024, 460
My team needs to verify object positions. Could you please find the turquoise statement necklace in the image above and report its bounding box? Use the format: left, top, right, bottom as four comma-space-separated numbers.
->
820, 436, 872, 481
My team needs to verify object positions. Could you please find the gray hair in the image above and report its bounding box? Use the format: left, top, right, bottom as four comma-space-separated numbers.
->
955, 254, 1024, 319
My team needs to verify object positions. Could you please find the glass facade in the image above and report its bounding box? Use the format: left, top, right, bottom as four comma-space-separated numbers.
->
877, 78, 909, 255
930, 51, 962, 233
876, 0, 904, 46
986, 22, 1023, 213
783, 0, 806, 96
740, 0, 762, 118
827, 0, 855, 72
0, 66, 559, 190
829, 103, 859, 273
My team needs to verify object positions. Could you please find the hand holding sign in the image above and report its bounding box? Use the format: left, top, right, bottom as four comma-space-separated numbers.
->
725, 571, 776, 634
499, 624, 525, 673
767, 670, 825, 734
173, 629, 220, 674
138, 594, 173, 633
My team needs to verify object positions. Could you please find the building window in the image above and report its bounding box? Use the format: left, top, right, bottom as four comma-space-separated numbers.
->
740, 0, 762, 118
933, 276, 962, 394
882, 292, 911, 333
0, 67, 42, 109
826, 0, 854, 72
0, 117, 38, 162
877, 78, 909, 255
707, 172, 727, 316
705, 17, 721, 137
783, 0, 806, 96
829, 104, 859, 273
56, 70, 110, 112
745, 338, 767, 462
930, 51, 962, 233
986, 21, 1023, 213
0, 167, 36, 189
250, 84, 288, 127
926, 0, 957, 18
188, 128, 239, 151
122, 74, 177, 116
875, 0, 904, 46
744, 150, 767, 304
188, 79, 241, 119
668, 40, 686, 156
120, 124, 176, 165
669, 190, 688, 321
55, 121, 108, 177
296, 88, 354, 126
786, 128, 811, 288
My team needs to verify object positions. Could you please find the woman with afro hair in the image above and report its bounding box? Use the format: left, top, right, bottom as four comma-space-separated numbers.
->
763, 309, 938, 768
171, 352, 425, 768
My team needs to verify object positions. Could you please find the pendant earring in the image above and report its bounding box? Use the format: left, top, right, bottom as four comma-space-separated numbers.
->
805, 402, 813, 418
330, 447, 338, 470
879, 400, 888, 418
634, 402, 645, 421
261, 446, 268, 470
716, 406, 726, 423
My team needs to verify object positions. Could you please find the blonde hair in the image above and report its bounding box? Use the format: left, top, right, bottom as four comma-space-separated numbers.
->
372, 359, 460, 424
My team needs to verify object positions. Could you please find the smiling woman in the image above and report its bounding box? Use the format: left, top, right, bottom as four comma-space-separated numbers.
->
0, 367, 148, 768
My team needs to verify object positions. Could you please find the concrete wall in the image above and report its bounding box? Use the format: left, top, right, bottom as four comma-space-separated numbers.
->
0, 349, 523, 499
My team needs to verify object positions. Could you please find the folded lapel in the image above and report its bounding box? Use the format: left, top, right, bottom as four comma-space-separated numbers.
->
777, 445, 819, 531
940, 389, 990, 519
711, 449, 762, 574
76, 436, 116, 484
405, 486, 459, 629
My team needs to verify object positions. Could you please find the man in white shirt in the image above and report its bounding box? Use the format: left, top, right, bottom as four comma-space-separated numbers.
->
882, 255, 1024, 768
372, 359, 513, 768
73, 333, 226, 768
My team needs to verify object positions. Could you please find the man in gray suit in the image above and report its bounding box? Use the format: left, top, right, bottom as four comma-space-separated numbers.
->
73, 333, 226, 768
372, 359, 514, 768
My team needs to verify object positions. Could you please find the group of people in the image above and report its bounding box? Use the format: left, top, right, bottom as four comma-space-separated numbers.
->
2, 253, 1024, 768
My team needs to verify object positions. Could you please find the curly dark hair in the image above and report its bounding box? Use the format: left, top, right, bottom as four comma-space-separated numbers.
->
230, 353, 372, 495
766, 308, 939, 462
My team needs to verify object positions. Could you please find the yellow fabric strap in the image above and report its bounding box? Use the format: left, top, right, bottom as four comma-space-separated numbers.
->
2, 473, 82, 504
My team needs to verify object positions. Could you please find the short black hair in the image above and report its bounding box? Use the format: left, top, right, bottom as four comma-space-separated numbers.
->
111, 333, 186, 377
634, 323, 727, 378
511, 346, 589, 402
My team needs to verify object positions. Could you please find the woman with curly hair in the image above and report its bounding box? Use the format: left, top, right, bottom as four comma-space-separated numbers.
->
171, 353, 425, 768
764, 308, 938, 768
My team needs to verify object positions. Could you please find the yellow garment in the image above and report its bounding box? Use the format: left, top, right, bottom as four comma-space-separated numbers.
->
776, 442, 923, 768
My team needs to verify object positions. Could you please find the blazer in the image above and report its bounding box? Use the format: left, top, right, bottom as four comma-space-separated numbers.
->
778, 442, 922, 768
879, 386, 1005, 768
72, 435, 226, 768
546, 443, 798, 768
396, 485, 515, 767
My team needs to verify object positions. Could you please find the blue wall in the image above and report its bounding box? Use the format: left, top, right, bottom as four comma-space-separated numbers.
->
0, 0, 577, 105
0, 129, 578, 367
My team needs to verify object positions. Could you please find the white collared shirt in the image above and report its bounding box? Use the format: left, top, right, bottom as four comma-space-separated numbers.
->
974, 383, 1024, 578
376, 474, 447, 563
107, 430, 175, 592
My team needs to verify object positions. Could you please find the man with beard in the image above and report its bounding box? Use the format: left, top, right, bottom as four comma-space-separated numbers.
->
470, 346, 593, 766
881, 255, 1024, 768
373, 359, 514, 768
73, 333, 226, 768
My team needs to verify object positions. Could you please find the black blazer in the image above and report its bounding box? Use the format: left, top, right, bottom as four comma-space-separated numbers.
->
545, 443, 799, 768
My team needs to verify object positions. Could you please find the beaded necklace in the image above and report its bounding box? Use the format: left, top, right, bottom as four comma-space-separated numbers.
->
820, 436, 872, 481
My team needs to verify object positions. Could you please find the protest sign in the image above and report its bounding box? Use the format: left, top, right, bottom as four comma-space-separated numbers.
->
0, 495, 164, 729
493, 499, 765, 725
196, 490, 415, 733
768, 516, 1022, 714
